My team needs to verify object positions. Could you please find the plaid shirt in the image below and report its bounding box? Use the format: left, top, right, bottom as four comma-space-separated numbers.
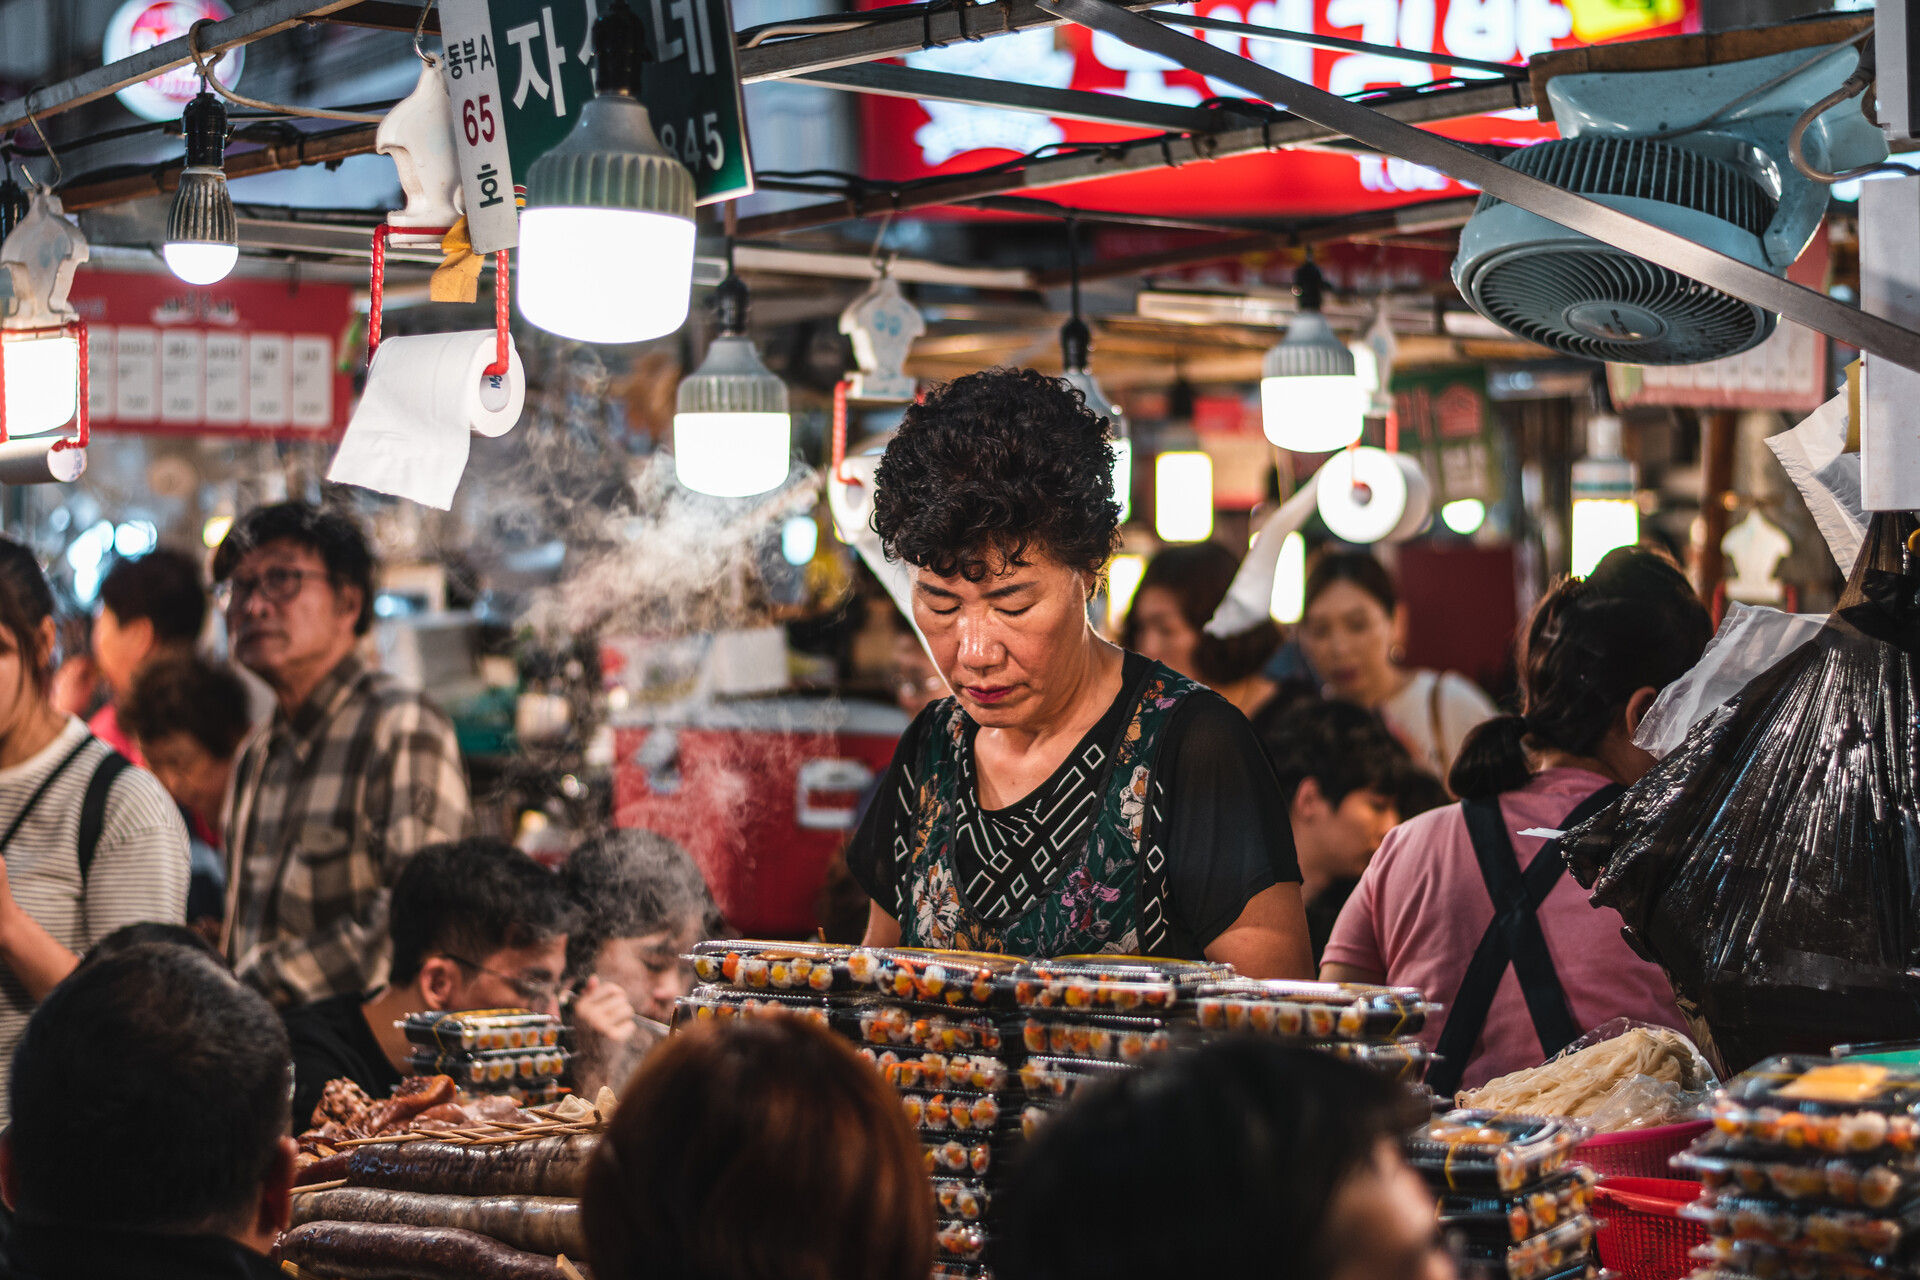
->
223, 654, 470, 1006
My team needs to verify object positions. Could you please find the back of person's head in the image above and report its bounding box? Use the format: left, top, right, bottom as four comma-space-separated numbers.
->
999, 1040, 1429, 1280
390, 838, 576, 986
1305, 550, 1398, 617
563, 830, 720, 976
211, 502, 377, 636
8, 943, 289, 1230
1123, 542, 1279, 685
98, 548, 207, 645
1449, 547, 1712, 800
1394, 767, 1453, 821
121, 653, 255, 760
81, 921, 224, 967
0, 538, 56, 692
1263, 699, 1410, 807
583, 1018, 932, 1280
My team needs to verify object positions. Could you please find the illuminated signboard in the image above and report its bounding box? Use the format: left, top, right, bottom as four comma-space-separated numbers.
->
101, 0, 247, 122
858, 0, 1695, 217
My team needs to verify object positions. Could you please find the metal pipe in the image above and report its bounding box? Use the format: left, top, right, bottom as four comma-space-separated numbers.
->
1035, 0, 1920, 372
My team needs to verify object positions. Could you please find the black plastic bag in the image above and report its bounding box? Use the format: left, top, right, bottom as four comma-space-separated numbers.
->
1565, 512, 1920, 1076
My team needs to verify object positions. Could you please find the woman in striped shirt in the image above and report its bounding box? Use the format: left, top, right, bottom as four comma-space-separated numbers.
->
0, 539, 189, 1125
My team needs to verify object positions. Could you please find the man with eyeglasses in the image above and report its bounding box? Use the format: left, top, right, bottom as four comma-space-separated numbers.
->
283, 837, 590, 1127
214, 503, 470, 1007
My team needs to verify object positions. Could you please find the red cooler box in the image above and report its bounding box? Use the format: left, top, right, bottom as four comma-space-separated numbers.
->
611, 698, 909, 938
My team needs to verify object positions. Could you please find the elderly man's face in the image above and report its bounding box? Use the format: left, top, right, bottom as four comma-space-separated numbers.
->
223, 540, 359, 692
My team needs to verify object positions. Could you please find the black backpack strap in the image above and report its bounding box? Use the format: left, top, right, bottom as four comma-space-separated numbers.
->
77, 751, 131, 887
1428, 783, 1627, 1097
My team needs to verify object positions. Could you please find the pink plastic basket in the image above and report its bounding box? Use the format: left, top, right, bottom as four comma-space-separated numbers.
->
1576, 1120, 1712, 1180
1592, 1177, 1710, 1280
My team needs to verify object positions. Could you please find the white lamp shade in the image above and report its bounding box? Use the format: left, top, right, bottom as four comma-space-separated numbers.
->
518, 207, 695, 344
2, 335, 80, 435
1112, 436, 1133, 522
1270, 530, 1306, 625
1571, 498, 1639, 577
1261, 374, 1369, 452
1316, 446, 1410, 544
162, 241, 238, 285
1155, 451, 1214, 543
1442, 498, 1487, 535
673, 411, 792, 497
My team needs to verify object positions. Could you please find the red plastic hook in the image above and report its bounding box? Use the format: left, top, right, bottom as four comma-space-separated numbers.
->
367, 223, 510, 377
0, 318, 91, 450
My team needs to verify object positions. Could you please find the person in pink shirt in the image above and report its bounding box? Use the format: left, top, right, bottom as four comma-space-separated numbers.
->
1322, 548, 1713, 1096
60, 551, 209, 767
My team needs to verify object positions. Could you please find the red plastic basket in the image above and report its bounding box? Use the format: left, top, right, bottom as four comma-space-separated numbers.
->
1592, 1177, 1709, 1280
1577, 1120, 1712, 1180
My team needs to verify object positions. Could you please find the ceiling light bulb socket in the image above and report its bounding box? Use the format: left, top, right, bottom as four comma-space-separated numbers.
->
524, 93, 694, 221
677, 336, 788, 416
166, 167, 236, 252
1060, 315, 1092, 372
1263, 309, 1355, 380
594, 0, 646, 95
182, 90, 228, 168
715, 272, 750, 336
1293, 258, 1326, 312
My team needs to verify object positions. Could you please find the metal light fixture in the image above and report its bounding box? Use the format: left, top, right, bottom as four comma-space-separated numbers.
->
163, 89, 237, 285
517, 0, 695, 344
1058, 220, 1132, 520
1571, 414, 1638, 577
0, 183, 90, 482
1260, 257, 1367, 453
673, 272, 791, 497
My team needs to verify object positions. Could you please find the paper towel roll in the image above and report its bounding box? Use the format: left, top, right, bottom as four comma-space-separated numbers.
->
328, 331, 523, 509
0, 437, 86, 485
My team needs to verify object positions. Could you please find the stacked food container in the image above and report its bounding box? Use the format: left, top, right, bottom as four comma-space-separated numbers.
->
400, 1010, 570, 1105
1410, 1112, 1603, 1280
1673, 1056, 1920, 1280
1191, 979, 1438, 1089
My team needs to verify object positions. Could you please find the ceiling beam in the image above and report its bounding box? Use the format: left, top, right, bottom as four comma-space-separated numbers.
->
795, 61, 1260, 133
56, 124, 382, 212
732, 77, 1527, 237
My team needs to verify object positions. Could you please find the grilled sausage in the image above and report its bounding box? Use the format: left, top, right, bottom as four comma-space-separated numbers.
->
345, 1135, 595, 1198
290, 1188, 584, 1256
281, 1221, 565, 1280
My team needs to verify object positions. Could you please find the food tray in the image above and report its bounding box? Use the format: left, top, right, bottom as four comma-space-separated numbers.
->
934, 1179, 991, 1222
1713, 1058, 1920, 1157
1440, 1169, 1599, 1245
857, 1047, 1010, 1094
1675, 1133, 1920, 1210
844, 1003, 1005, 1054
936, 1220, 988, 1263
1456, 1214, 1596, 1280
900, 1089, 1008, 1136
675, 988, 831, 1029
1315, 1038, 1432, 1083
1017, 1055, 1133, 1102
400, 1009, 561, 1052
404, 1047, 567, 1088
1018, 1013, 1175, 1063
1409, 1112, 1592, 1193
1691, 1237, 1890, 1279
857, 949, 1020, 1008
1195, 979, 1435, 1041
1011, 955, 1226, 1013
1680, 1193, 1920, 1255
686, 940, 860, 993
931, 1264, 992, 1280
925, 1137, 1001, 1178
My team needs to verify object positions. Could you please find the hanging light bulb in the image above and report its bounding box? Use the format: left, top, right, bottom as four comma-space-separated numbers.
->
1, 183, 89, 454
1057, 218, 1132, 521
518, 0, 696, 344
1155, 451, 1213, 543
1270, 530, 1306, 624
1260, 257, 1368, 453
673, 272, 791, 497
1571, 414, 1639, 577
163, 89, 237, 285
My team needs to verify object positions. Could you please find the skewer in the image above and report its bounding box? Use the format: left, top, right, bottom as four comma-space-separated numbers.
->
290, 1179, 349, 1195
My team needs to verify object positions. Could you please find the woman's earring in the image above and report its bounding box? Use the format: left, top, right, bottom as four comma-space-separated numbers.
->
1389, 644, 1406, 664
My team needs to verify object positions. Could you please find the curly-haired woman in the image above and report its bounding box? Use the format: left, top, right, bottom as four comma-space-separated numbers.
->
843, 368, 1313, 977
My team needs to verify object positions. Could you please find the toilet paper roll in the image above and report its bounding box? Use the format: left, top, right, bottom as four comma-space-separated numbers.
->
328, 331, 523, 509
0, 437, 86, 485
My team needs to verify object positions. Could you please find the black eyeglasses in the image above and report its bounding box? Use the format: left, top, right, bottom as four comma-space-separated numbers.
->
443, 953, 563, 1009
216, 566, 319, 609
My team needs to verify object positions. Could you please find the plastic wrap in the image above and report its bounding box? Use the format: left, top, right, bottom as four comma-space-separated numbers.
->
1674, 1134, 1920, 1210
863, 949, 1020, 1008
1017, 1013, 1176, 1063
1408, 1112, 1592, 1193
1566, 513, 1920, 1075
686, 940, 860, 993
1193, 980, 1435, 1040
1439, 1169, 1599, 1245
1633, 605, 1827, 760
1011, 956, 1226, 1013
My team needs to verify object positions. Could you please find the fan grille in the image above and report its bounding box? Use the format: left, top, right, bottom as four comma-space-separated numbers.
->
1465, 136, 1777, 364
1477, 136, 1775, 236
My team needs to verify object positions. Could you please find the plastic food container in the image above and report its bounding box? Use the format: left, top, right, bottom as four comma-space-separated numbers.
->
1017, 1055, 1133, 1102
400, 1009, 562, 1052
405, 1047, 568, 1088
1712, 1057, 1920, 1158
1315, 1038, 1432, 1083
1012, 956, 1226, 1013
1409, 1112, 1592, 1193
1018, 1013, 1175, 1063
925, 1137, 998, 1178
934, 1179, 991, 1222
1454, 1214, 1596, 1280
935, 1221, 988, 1262
1440, 1169, 1599, 1245
900, 1089, 1007, 1135
857, 1047, 1009, 1094
1674, 1133, 1920, 1210
1195, 979, 1435, 1040
1691, 1235, 1891, 1279
686, 940, 860, 993
855, 949, 1020, 1008
846, 1003, 1004, 1053
1679, 1193, 1919, 1255
675, 986, 833, 1030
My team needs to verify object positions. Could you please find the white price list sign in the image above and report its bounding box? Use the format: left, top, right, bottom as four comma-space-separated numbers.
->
440, 0, 520, 256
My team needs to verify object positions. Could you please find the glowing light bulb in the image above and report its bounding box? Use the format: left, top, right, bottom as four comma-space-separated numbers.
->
519, 207, 694, 344
1441, 498, 1487, 535
202, 514, 234, 548
163, 94, 238, 285
781, 516, 818, 566
1270, 531, 1306, 625
1, 335, 80, 435
1571, 499, 1639, 577
1155, 451, 1214, 543
1106, 553, 1146, 635
162, 239, 237, 286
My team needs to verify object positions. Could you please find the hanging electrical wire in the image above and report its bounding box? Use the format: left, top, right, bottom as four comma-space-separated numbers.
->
186, 19, 388, 123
